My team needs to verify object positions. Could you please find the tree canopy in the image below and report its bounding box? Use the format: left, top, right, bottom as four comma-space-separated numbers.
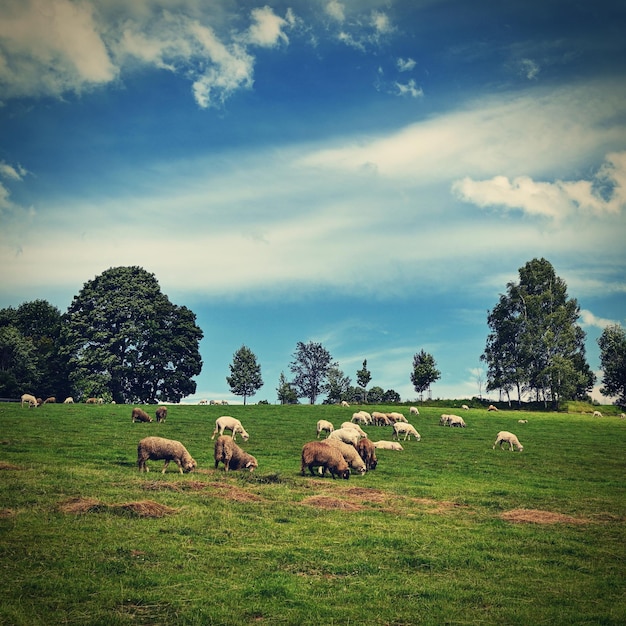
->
226, 345, 263, 405
59, 266, 203, 403
482, 258, 594, 407
598, 324, 626, 406
410, 350, 441, 399
356, 359, 372, 402
289, 341, 336, 404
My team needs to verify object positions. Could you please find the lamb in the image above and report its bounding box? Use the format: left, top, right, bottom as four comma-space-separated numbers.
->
392, 422, 421, 441
21, 393, 38, 408
340, 400, 350, 407
86, 397, 98, 404
316, 419, 334, 438
211, 416, 249, 441
447, 415, 466, 428
356, 437, 378, 470
493, 431, 524, 452
132, 407, 153, 422
43, 397, 56, 404
340, 421, 368, 438
301, 441, 350, 479
488, 404, 499, 412
137, 436, 197, 473
155, 406, 168, 423
372, 440, 404, 451
593, 410, 603, 418
327, 427, 361, 447
409, 406, 419, 416
518, 419, 528, 424
63, 397, 74, 404
325, 438, 367, 475
214, 435, 258, 472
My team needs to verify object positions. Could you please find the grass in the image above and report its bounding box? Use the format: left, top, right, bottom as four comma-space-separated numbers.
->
0, 402, 625, 625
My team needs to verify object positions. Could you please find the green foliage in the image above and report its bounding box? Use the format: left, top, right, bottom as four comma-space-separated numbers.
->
276, 371, 298, 404
0, 402, 624, 625
226, 345, 263, 405
289, 341, 336, 404
324, 366, 352, 404
356, 359, 372, 400
598, 324, 626, 405
0, 326, 38, 396
59, 267, 203, 404
410, 349, 441, 397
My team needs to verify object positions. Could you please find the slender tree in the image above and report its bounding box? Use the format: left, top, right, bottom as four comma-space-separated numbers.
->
410, 350, 441, 400
598, 324, 626, 405
276, 371, 298, 405
325, 366, 352, 404
226, 345, 263, 405
356, 359, 372, 403
59, 266, 203, 404
289, 341, 336, 404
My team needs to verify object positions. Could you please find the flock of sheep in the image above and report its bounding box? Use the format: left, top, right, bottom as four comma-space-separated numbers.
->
130, 405, 526, 480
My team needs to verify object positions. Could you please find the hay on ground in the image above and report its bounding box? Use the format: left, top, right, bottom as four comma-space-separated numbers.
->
59, 496, 178, 518
302, 495, 364, 511
501, 509, 587, 524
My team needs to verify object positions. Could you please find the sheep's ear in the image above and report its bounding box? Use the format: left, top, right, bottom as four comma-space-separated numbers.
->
245, 461, 252, 467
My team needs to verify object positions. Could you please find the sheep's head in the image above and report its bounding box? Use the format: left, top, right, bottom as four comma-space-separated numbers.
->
245, 457, 258, 472
339, 468, 350, 480
183, 458, 197, 473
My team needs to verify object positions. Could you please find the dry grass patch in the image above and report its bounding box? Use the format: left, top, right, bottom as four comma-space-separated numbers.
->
301, 495, 365, 511
59, 496, 178, 518
500, 509, 588, 525
0, 461, 24, 471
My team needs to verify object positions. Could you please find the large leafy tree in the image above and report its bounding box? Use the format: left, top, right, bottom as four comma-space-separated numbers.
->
59, 266, 203, 404
598, 324, 626, 406
289, 341, 336, 404
324, 366, 352, 404
0, 326, 38, 397
410, 350, 441, 400
482, 258, 593, 407
226, 345, 263, 405
356, 359, 372, 402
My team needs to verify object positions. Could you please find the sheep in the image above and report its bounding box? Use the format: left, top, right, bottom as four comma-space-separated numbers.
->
461, 404, 470, 410
351, 411, 368, 425
620, 413, 626, 420
593, 410, 603, 418
327, 427, 361, 447
447, 415, 466, 428
86, 397, 98, 404
409, 406, 419, 416
316, 419, 335, 438
301, 441, 350, 479
63, 397, 74, 404
132, 407, 153, 423
518, 419, 528, 424
392, 422, 421, 441
43, 397, 56, 404
356, 437, 378, 470
488, 404, 499, 412
387, 411, 408, 423
325, 438, 367, 475
340, 421, 368, 438
211, 416, 249, 441
137, 436, 197, 474
439, 414, 452, 426
355, 410, 372, 424
371, 411, 390, 426
199, 399, 208, 405
340, 400, 350, 407
372, 440, 404, 451
493, 431, 524, 452
214, 435, 258, 472
21, 393, 38, 408
155, 406, 168, 423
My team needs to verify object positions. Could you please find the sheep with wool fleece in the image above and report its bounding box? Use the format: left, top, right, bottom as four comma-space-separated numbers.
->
132, 407, 152, 423
392, 422, 421, 441
211, 416, 249, 441
21, 393, 38, 408
372, 440, 403, 451
327, 427, 361, 447
447, 415, 466, 428
325, 438, 367, 475
301, 441, 350, 479
137, 436, 196, 473
493, 431, 524, 452
387, 412, 408, 423
356, 437, 378, 470
340, 421, 368, 438
316, 419, 334, 438
409, 406, 419, 416
214, 436, 258, 472
351, 411, 369, 425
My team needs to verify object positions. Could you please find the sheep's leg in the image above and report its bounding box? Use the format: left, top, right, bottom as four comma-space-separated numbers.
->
175, 460, 183, 474
162, 460, 170, 474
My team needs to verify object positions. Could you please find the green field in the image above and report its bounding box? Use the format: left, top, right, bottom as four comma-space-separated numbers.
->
1, 402, 624, 625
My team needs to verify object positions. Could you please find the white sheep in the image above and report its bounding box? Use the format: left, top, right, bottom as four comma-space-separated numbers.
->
518, 419, 528, 424
327, 427, 361, 447
137, 436, 197, 473
214, 436, 258, 472
371, 411, 390, 426
325, 438, 367, 475
351, 411, 368, 425
357, 410, 372, 424
316, 419, 335, 438
387, 411, 408, 423
301, 441, 350, 479
372, 440, 404, 451
340, 421, 368, 438
447, 415, 466, 428
493, 431, 524, 452
439, 414, 452, 426
63, 397, 74, 404
409, 406, 419, 416
593, 410, 603, 418
488, 404, 499, 412
211, 416, 249, 441
461, 404, 470, 410
21, 393, 38, 408
392, 422, 421, 441
620, 413, 625, 420
340, 400, 350, 407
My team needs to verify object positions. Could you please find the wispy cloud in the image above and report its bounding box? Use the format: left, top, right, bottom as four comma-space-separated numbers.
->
394, 78, 423, 98
396, 57, 416, 72
579, 310, 619, 329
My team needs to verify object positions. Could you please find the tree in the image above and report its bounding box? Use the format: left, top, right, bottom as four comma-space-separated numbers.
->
482, 258, 593, 407
276, 371, 298, 404
0, 326, 38, 397
226, 345, 263, 405
356, 359, 372, 402
410, 350, 441, 400
289, 341, 336, 404
383, 388, 401, 403
598, 324, 626, 405
59, 266, 203, 404
324, 366, 352, 404
367, 385, 384, 403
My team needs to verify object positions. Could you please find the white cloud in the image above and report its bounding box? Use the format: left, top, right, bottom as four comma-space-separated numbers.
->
579, 310, 618, 329
0, 161, 26, 181
370, 10, 393, 36
397, 57, 416, 72
394, 78, 423, 98
244, 6, 290, 48
520, 58, 540, 79
325, 1, 345, 23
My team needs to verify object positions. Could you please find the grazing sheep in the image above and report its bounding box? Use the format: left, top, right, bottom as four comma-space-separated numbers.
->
155, 406, 168, 423
214, 435, 258, 472
327, 427, 361, 447
340, 421, 368, 438
340, 400, 350, 407
21, 393, 38, 408
211, 416, 249, 441
593, 410, 603, 418
132, 407, 153, 423
493, 431, 524, 452
351, 411, 368, 425
518, 419, 528, 424
620, 413, 625, 420
325, 438, 367, 475
199, 399, 208, 405
488, 404, 499, 412
137, 436, 196, 473
316, 419, 334, 438
447, 415, 466, 428
409, 406, 419, 416
63, 397, 74, 404
392, 422, 421, 441
439, 414, 452, 426
387, 411, 408, 423
371, 411, 391, 426
301, 441, 350, 479
372, 440, 404, 451
461, 404, 470, 410
86, 397, 98, 404
356, 438, 378, 470
356, 410, 372, 424
43, 397, 56, 404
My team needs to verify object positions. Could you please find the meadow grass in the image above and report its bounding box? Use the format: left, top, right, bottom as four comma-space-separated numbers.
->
0, 402, 624, 625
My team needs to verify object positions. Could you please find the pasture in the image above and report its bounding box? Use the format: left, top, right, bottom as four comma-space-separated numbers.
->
0, 402, 624, 625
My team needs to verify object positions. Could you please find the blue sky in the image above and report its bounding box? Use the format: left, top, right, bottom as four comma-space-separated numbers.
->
1, 0, 625, 403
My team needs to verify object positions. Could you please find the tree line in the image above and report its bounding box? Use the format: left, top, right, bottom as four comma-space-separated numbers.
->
1, 260, 625, 407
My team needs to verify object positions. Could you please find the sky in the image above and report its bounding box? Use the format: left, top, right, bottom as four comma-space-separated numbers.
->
0, 0, 625, 404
